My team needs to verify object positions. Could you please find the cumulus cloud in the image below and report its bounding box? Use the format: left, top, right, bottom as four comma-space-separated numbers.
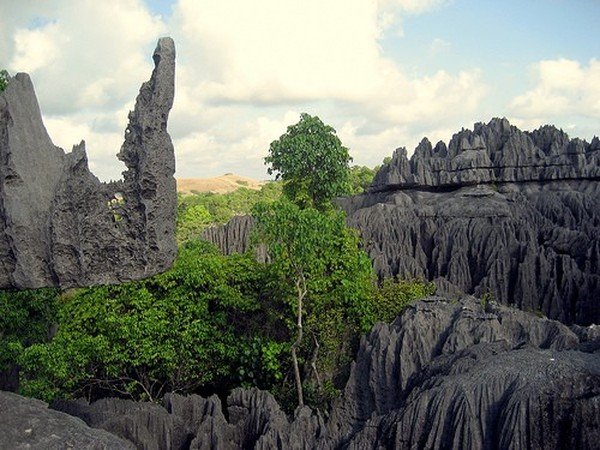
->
167, 0, 486, 176
2, 0, 487, 180
429, 38, 451, 55
1, 0, 166, 180
509, 58, 600, 140
510, 58, 600, 118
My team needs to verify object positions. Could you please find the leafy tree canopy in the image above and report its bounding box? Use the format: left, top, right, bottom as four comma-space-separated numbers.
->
265, 113, 352, 210
18, 241, 283, 402
253, 199, 374, 406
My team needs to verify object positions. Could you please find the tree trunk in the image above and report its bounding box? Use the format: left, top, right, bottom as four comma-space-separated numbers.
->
310, 333, 323, 393
291, 274, 306, 407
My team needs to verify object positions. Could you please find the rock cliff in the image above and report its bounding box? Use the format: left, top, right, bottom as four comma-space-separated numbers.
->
0, 38, 177, 289
340, 118, 600, 325
4, 297, 597, 449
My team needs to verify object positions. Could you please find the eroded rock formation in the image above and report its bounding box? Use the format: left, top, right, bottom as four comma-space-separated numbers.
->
340, 118, 600, 325
0, 37, 177, 289
3, 297, 596, 449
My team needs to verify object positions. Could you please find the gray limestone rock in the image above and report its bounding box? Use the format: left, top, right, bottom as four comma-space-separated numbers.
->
0, 391, 134, 449
370, 118, 600, 190
0, 37, 177, 289
340, 118, 600, 325
52, 388, 324, 450
41, 298, 600, 450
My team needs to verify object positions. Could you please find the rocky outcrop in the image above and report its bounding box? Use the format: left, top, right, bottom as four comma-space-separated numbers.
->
341, 119, 600, 325
322, 297, 600, 449
51, 388, 325, 450
370, 118, 600, 190
0, 37, 177, 289
0, 391, 134, 449
202, 215, 255, 256
4, 297, 593, 449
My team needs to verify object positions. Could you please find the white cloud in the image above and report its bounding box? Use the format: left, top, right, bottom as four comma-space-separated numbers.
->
167, 0, 486, 177
10, 22, 68, 73
171, 0, 383, 105
378, 0, 450, 15
510, 58, 600, 118
509, 58, 600, 141
2, 0, 489, 181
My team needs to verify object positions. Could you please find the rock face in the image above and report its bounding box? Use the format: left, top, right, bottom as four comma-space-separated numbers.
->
322, 297, 600, 449
202, 215, 256, 256
369, 118, 600, 190
15, 298, 595, 449
0, 37, 177, 289
340, 118, 600, 325
0, 391, 134, 449
52, 388, 325, 450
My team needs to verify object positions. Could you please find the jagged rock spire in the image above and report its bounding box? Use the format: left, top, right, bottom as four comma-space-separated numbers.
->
0, 38, 177, 288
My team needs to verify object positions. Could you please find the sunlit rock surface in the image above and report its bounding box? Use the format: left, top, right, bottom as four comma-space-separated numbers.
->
0, 38, 177, 289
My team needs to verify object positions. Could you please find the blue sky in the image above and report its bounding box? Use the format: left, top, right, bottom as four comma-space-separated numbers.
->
1, 0, 599, 181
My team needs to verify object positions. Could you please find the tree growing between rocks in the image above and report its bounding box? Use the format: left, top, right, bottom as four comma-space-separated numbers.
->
265, 113, 352, 211
253, 199, 374, 407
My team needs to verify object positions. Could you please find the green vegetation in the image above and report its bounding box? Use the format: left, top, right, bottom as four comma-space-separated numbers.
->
349, 165, 377, 194
253, 199, 374, 406
373, 277, 436, 323
18, 241, 280, 402
0, 289, 59, 375
0, 70, 9, 92
1, 112, 434, 412
265, 113, 352, 210
176, 182, 282, 243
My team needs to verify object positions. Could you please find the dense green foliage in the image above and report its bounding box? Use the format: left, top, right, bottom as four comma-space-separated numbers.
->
5, 248, 433, 407
253, 199, 375, 405
1, 115, 434, 411
177, 182, 282, 243
18, 242, 283, 402
349, 165, 377, 194
265, 113, 352, 210
373, 277, 436, 323
0, 289, 59, 373
0, 70, 9, 92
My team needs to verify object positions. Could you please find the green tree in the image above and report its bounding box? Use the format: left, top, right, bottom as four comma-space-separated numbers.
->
0, 289, 59, 377
265, 113, 352, 210
18, 241, 279, 402
349, 165, 377, 194
0, 70, 9, 92
176, 203, 212, 243
253, 199, 374, 407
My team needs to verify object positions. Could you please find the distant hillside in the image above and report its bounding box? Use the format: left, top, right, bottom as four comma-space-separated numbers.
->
177, 173, 265, 194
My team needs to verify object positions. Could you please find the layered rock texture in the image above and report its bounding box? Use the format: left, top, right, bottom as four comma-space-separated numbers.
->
0, 37, 177, 289
340, 118, 600, 325
4, 297, 597, 449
